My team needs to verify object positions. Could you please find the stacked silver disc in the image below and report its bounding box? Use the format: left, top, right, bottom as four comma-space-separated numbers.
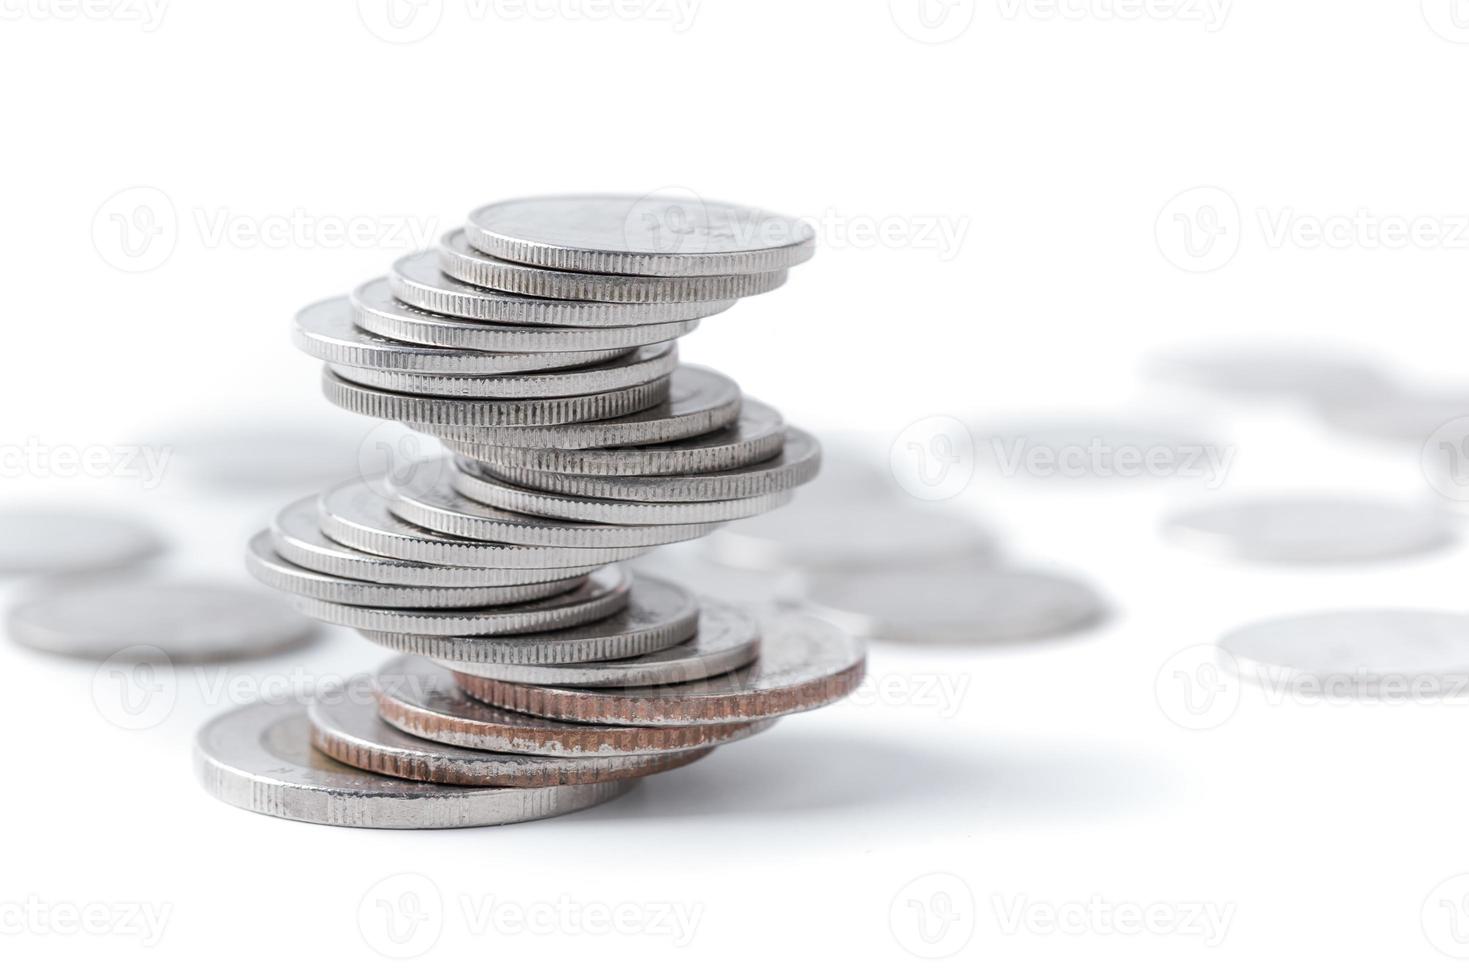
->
202, 195, 865, 830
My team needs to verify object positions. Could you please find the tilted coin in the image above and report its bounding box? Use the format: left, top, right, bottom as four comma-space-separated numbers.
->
457, 613, 864, 726
329, 341, 678, 399
7, 580, 315, 661
478, 427, 820, 502
464, 194, 817, 276
433, 365, 742, 451
294, 296, 622, 374
444, 600, 759, 686
453, 461, 794, 526
321, 367, 671, 428
459, 398, 786, 476
360, 574, 700, 665
1164, 496, 1455, 563
390, 250, 735, 326
0, 509, 162, 575
194, 700, 632, 829
376, 656, 771, 757
245, 531, 583, 609
350, 277, 695, 353
283, 564, 631, 636
317, 480, 649, 569
799, 565, 1105, 644
309, 677, 710, 786
438, 228, 788, 302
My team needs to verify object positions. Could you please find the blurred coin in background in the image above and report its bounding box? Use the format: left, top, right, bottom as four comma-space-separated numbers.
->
1146, 345, 1393, 405
151, 416, 381, 493
0, 509, 163, 575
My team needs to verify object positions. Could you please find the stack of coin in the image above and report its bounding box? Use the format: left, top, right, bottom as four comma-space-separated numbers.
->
199, 194, 866, 829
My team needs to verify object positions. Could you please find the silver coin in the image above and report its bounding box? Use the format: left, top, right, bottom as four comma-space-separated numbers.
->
390, 250, 735, 326
1319, 387, 1469, 444
464, 195, 817, 276
318, 481, 646, 569
329, 341, 678, 398
245, 530, 582, 609
478, 427, 820, 502
799, 565, 1105, 644
350, 277, 696, 353
0, 509, 162, 575
360, 574, 700, 665
293, 295, 623, 374
438, 228, 788, 302
453, 461, 794, 526
376, 656, 771, 757
1218, 609, 1469, 697
458, 398, 786, 476
154, 419, 368, 492
389, 467, 722, 548
283, 564, 630, 636
445, 600, 759, 686
7, 580, 315, 661
1148, 345, 1392, 404
321, 367, 671, 428
432, 365, 742, 451
194, 699, 632, 829
1165, 496, 1456, 563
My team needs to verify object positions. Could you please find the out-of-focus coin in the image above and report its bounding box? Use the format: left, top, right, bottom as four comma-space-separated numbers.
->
1148, 345, 1392, 404
1219, 609, 1469, 697
438, 228, 788, 302
464, 194, 816, 276
7, 580, 315, 661
155, 419, 368, 492
1164, 496, 1455, 563
1319, 387, 1469, 444
376, 656, 770, 757
459, 614, 865, 726
309, 677, 710, 785
799, 566, 1105, 644
194, 700, 632, 828
0, 510, 162, 575
631, 545, 798, 615
350, 277, 696, 352
361, 574, 699, 665
390, 251, 735, 326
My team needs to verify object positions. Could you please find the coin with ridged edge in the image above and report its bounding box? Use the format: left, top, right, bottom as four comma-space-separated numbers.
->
194, 699, 633, 828
390, 250, 735, 326
376, 656, 772, 757
309, 677, 710, 785
464, 195, 816, 276
438, 228, 788, 302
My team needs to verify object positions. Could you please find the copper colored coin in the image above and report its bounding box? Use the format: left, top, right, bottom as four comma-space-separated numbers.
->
376, 656, 773, 758
455, 614, 865, 726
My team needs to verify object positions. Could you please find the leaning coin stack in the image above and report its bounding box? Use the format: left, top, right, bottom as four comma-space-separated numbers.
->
198, 194, 867, 830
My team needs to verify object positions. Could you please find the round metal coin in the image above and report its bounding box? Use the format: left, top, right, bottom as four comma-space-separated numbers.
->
0, 509, 162, 575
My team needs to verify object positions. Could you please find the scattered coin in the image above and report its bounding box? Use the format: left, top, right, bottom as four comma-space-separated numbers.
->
1164, 496, 1456, 563
1318, 386, 1469, 444
1148, 345, 1392, 404
0, 509, 162, 576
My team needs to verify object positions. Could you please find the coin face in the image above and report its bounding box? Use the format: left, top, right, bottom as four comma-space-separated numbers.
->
1164, 496, 1455, 563
7, 580, 315, 661
194, 700, 632, 828
0, 509, 162, 575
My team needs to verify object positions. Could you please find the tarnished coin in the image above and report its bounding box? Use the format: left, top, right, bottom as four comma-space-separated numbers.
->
390, 250, 735, 326
377, 656, 771, 757
1148, 345, 1392, 404
318, 480, 648, 569
195, 700, 632, 829
309, 677, 710, 786
478, 427, 820, 502
7, 580, 315, 661
458, 614, 864, 726
438, 228, 788, 302
445, 600, 759, 686
360, 574, 699, 665
464, 195, 817, 276
459, 398, 786, 476
282, 565, 631, 636
800, 566, 1105, 644
1164, 496, 1455, 563
322, 367, 671, 428
350, 277, 696, 353
293, 296, 621, 374
0, 509, 162, 575
453, 461, 794, 525
1219, 609, 1469, 697
433, 365, 741, 451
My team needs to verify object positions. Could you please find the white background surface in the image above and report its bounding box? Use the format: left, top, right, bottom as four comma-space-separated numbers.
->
4, 1, 1469, 975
